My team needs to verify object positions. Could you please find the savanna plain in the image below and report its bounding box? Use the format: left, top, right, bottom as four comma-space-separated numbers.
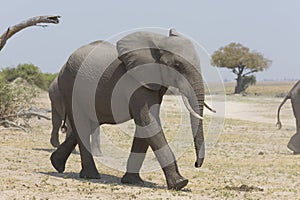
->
0, 81, 299, 199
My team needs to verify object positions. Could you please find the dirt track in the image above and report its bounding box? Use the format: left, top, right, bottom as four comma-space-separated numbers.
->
0, 92, 299, 199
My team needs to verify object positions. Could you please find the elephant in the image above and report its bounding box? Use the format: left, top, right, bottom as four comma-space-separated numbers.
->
48, 77, 102, 156
50, 29, 213, 190
277, 80, 300, 154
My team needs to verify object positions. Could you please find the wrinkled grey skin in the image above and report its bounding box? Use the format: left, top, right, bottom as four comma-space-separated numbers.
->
277, 80, 300, 153
48, 77, 102, 156
50, 30, 206, 190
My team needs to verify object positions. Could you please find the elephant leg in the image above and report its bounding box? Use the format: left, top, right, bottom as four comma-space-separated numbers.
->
289, 97, 300, 153
71, 114, 100, 179
147, 130, 188, 190
65, 118, 72, 140
77, 134, 100, 179
50, 130, 77, 173
121, 136, 149, 185
63, 119, 78, 154
91, 127, 102, 157
128, 98, 187, 190
50, 106, 62, 147
122, 103, 163, 185
287, 132, 300, 153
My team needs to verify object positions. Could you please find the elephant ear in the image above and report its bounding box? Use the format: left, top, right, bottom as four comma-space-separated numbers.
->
116, 31, 165, 90
161, 28, 200, 69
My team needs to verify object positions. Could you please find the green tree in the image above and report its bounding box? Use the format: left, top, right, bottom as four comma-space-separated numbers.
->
211, 43, 271, 94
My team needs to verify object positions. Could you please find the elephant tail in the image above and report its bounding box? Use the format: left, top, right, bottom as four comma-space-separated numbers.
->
276, 80, 300, 129
276, 95, 290, 129
61, 113, 67, 133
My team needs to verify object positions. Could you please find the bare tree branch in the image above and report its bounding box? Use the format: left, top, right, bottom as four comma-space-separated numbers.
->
0, 108, 50, 131
0, 108, 51, 120
0, 15, 60, 51
243, 69, 258, 77
0, 120, 27, 132
232, 68, 238, 75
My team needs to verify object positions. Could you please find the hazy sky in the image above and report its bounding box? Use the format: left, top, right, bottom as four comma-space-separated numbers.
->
0, 1, 299, 81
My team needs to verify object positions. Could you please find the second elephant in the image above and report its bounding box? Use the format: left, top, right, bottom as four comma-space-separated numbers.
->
49, 77, 102, 156
277, 80, 300, 153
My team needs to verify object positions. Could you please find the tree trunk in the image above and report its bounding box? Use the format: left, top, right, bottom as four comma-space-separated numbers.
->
234, 74, 244, 94
234, 65, 245, 94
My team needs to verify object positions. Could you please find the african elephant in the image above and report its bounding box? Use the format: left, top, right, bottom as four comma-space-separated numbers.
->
48, 77, 102, 156
277, 80, 300, 154
50, 29, 212, 190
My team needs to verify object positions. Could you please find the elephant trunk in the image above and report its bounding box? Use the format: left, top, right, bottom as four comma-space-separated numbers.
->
179, 76, 205, 168
190, 81, 205, 168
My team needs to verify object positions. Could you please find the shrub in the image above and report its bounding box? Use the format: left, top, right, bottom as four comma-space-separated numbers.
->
41, 72, 58, 90
1, 63, 57, 90
0, 78, 38, 119
239, 75, 256, 93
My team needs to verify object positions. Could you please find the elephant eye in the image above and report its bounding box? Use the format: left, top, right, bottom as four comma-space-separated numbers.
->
175, 61, 182, 67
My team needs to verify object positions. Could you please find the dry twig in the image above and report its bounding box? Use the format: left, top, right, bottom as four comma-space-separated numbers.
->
0, 108, 51, 131
0, 119, 27, 131
0, 108, 51, 120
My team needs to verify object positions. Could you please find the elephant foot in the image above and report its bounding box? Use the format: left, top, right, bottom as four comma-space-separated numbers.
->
79, 167, 101, 179
287, 133, 300, 153
50, 151, 66, 173
50, 137, 60, 148
121, 172, 144, 185
293, 151, 300, 155
163, 163, 188, 190
166, 176, 188, 190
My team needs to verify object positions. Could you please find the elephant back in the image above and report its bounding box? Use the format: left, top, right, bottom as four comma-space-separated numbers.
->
60, 40, 118, 83
58, 40, 120, 122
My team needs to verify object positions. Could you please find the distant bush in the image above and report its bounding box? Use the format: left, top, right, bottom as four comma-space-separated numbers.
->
0, 63, 57, 90
1, 63, 43, 85
0, 78, 38, 119
41, 72, 58, 90
0, 63, 56, 126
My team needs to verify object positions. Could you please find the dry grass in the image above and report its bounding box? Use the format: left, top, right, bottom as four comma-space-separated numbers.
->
0, 82, 299, 199
224, 81, 295, 97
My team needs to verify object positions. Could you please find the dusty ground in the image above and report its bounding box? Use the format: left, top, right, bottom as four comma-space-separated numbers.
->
0, 86, 300, 199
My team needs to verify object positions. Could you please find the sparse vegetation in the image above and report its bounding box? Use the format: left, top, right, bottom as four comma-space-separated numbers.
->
0, 77, 38, 119
224, 81, 295, 97
0, 64, 55, 128
0, 82, 298, 199
0, 63, 57, 90
212, 43, 271, 94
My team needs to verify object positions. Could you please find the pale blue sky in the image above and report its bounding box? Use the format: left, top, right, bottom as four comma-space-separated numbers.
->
0, 0, 299, 81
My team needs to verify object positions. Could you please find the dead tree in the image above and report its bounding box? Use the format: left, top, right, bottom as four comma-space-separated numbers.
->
0, 15, 60, 130
0, 15, 60, 51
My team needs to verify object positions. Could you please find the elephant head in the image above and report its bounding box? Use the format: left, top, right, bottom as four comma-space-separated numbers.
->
117, 29, 205, 168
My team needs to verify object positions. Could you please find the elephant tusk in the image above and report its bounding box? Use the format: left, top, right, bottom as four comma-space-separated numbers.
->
181, 95, 204, 120
204, 102, 216, 113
